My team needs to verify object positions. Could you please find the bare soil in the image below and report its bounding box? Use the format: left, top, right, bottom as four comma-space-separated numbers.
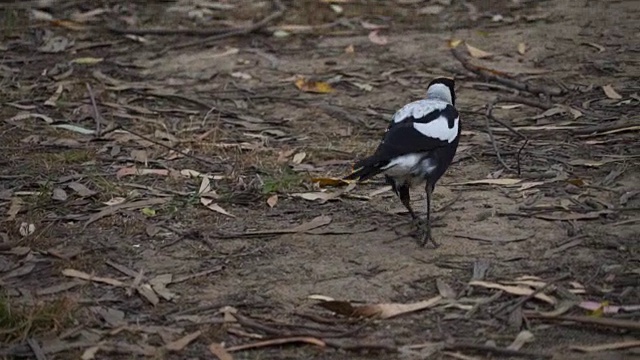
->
1, 0, 639, 359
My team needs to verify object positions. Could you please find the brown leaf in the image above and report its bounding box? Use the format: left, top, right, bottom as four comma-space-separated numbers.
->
137, 284, 160, 306
209, 343, 234, 360
517, 42, 526, 55
84, 198, 169, 229
469, 280, 556, 304
570, 340, 640, 353
317, 296, 442, 319
116, 167, 169, 179
52, 187, 68, 201
267, 194, 278, 208
67, 182, 97, 197
506, 330, 534, 350
200, 198, 235, 217
311, 177, 350, 187
7, 197, 22, 221
62, 268, 126, 287
291, 152, 307, 164
602, 84, 622, 99
368, 30, 388, 45
289, 215, 332, 233
465, 43, 493, 58
165, 330, 202, 351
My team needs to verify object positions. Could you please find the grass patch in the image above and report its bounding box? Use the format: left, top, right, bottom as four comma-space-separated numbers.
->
0, 295, 76, 343
261, 167, 304, 194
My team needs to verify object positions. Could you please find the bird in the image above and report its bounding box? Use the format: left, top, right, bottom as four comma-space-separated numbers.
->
344, 77, 460, 247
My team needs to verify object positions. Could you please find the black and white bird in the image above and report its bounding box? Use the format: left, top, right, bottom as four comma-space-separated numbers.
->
344, 77, 460, 247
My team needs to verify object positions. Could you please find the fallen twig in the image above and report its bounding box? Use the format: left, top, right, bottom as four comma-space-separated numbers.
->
166, 0, 286, 52
493, 273, 570, 317
451, 46, 564, 97
525, 313, 640, 331
85, 83, 103, 136
485, 100, 529, 175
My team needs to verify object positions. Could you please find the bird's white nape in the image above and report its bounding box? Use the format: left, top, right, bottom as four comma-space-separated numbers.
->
426, 83, 453, 104
413, 116, 459, 143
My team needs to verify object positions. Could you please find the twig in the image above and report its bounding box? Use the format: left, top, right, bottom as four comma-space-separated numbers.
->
85, 83, 102, 137
119, 126, 223, 170
166, 0, 286, 52
493, 273, 570, 317
234, 314, 365, 339
484, 103, 512, 172
445, 343, 552, 359
451, 46, 564, 97
27, 338, 46, 360
106, 25, 231, 36
485, 100, 529, 175
525, 313, 640, 331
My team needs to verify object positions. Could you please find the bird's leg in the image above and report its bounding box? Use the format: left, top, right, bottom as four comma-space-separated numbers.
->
398, 184, 419, 221
419, 182, 439, 248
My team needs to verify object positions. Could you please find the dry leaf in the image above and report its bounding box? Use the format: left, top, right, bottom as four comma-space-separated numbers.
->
209, 343, 234, 360
103, 197, 126, 206
81, 345, 101, 360
290, 215, 332, 232
44, 84, 64, 107
418, 5, 444, 15
345, 44, 355, 53
291, 152, 307, 164
52, 187, 68, 201
294, 77, 334, 94
602, 84, 622, 99
7, 197, 22, 221
465, 43, 493, 58
85, 198, 169, 229
137, 284, 160, 306
116, 167, 169, 179
368, 30, 388, 45
570, 340, 640, 353
67, 182, 97, 197
165, 330, 201, 351
436, 279, 456, 299
517, 42, 526, 55
62, 268, 125, 287
317, 296, 442, 319
19, 222, 35, 237
70, 57, 104, 65
469, 280, 556, 304
507, 330, 534, 350
448, 38, 463, 48
267, 194, 278, 208
200, 198, 235, 217
450, 178, 522, 186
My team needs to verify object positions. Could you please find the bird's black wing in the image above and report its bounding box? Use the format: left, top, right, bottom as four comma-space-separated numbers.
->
372, 104, 459, 160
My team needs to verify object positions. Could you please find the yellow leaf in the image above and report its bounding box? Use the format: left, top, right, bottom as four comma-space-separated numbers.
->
465, 43, 493, 58
589, 301, 609, 318
448, 38, 463, 48
517, 42, 526, 55
70, 57, 104, 65
141, 207, 156, 216
602, 84, 622, 99
294, 77, 334, 94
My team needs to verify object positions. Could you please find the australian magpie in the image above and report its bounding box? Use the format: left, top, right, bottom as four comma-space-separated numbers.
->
344, 77, 460, 247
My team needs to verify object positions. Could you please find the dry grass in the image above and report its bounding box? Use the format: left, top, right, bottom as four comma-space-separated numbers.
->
0, 295, 76, 344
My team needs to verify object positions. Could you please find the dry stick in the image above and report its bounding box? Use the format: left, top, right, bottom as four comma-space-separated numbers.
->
485, 100, 529, 175
120, 126, 222, 170
234, 314, 365, 339
493, 273, 571, 317
106, 25, 232, 36
85, 83, 102, 136
26, 338, 46, 360
525, 313, 640, 331
450, 46, 564, 97
166, 0, 287, 52
445, 343, 552, 359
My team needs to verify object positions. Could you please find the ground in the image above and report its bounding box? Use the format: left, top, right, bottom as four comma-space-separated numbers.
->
1, 0, 639, 359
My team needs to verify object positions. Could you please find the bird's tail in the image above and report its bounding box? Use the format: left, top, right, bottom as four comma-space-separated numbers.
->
343, 155, 390, 181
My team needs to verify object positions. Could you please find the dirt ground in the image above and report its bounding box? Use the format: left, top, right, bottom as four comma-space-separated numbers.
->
1, 0, 639, 359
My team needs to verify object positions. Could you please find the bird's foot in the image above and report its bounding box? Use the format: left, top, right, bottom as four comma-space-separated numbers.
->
413, 218, 440, 248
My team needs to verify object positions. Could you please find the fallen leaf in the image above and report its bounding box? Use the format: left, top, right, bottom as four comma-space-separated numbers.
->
267, 194, 278, 208
292, 183, 355, 203
448, 38, 463, 48
165, 330, 201, 351
44, 84, 64, 107
450, 178, 522, 186
51, 188, 68, 201
90, 306, 126, 327
368, 30, 388, 45
36, 281, 81, 296
469, 280, 556, 304
137, 284, 160, 305
329, 4, 343, 13
116, 167, 169, 179
201, 198, 235, 217
70, 57, 104, 65
103, 197, 126, 206
289, 215, 332, 232
291, 152, 307, 164
360, 21, 387, 30
1, 262, 35, 280
345, 44, 355, 53
319, 296, 442, 319
465, 43, 493, 58
85, 198, 169, 229
63, 268, 125, 287
534, 210, 612, 221
294, 77, 334, 94
38, 35, 72, 53
19, 222, 35, 237
67, 182, 97, 197
7, 197, 22, 220
209, 343, 234, 360
81, 345, 101, 360
198, 176, 218, 198
570, 340, 640, 353
582, 42, 605, 53
517, 42, 526, 55
506, 330, 534, 350
602, 84, 622, 99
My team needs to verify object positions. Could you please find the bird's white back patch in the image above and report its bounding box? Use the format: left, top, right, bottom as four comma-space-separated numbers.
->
392, 100, 448, 123
413, 116, 459, 143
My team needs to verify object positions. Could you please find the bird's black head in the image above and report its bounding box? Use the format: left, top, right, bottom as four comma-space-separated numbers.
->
427, 77, 456, 106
